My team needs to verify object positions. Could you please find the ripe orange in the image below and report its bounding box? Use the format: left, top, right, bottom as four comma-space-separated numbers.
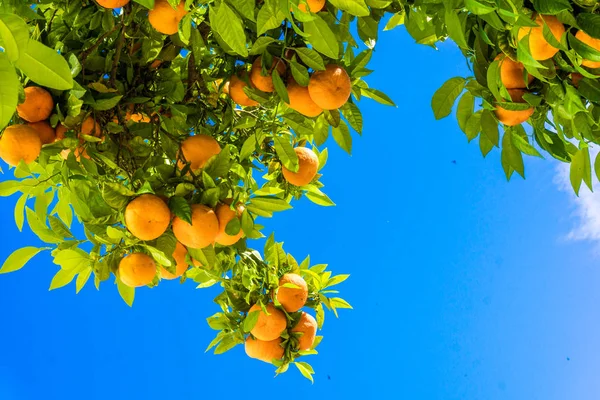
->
245, 337, 284, 363
495, 55, 534, 89
494, 89, 534, 126
517, 14, 565, 61
148, 0, 187, 35
250, 56, 287, 93
229, 73, 259, 107
172, 204, 219, 249
0, 125, 42, 166
249, 303, 287, 341
125, 194, 172, 241
60, 147, 90, 162
276, 273, 308, 312
282, 147, 319, 186
286, 79, 323, 117
575, 31, 600, 69
308, 64, 352, 110
159, 241, 189, 280
80, 116, 102, 138
295, 0, 326, 13
28, 121, 56, 145
291, 312, 317, 351
55, 123, 68, 140
215, 202, 245, 246
17, 87, 54, 123
96, 0, 130, 8
118, 253, 157, 288
178, 134, 221, 172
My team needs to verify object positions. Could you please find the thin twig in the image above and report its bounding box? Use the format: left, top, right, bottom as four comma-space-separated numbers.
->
109, 25, 126, 87
80, 22, 122, 61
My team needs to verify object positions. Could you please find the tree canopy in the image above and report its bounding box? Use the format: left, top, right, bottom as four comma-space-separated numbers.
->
0, 0, 598, 381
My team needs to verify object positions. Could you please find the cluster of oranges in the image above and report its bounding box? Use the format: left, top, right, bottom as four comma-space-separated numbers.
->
97, 0, 187, 35
229, 57, 353, 118
245, 273, 317, 363
493, 14, 600, 126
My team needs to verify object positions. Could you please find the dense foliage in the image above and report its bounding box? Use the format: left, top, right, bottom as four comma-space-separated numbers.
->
0, 0, 598, 381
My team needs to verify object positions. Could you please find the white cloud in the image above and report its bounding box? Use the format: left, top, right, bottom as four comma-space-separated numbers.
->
555, 146, 600, 243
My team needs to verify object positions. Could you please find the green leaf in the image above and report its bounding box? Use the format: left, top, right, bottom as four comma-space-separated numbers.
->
384, 12, 405, 31
53, 248, 91, 270
117, 279, 135, 307
332, 121, 352, 154
249, 197, 293, 212
49, 269, 77, 291
289, 60, 310, 87
464, 0, 496, 15
243, 310, 260, 332
273, 135, 299, 171
295, 362, 315, 383
532, 0, 571, 15
570, 146, 592, 196
294, 47, 326, 70
501, 131, 525, 180
272, 69, 289, 103
0, 247, 46, 274
16, 40, 73, 90
0, 180, 24, 197
25, 207, 63, 243
169, 196, 192, 224
456, 92, 475, 133
569, 32, 600, 62
48, 215, 75, 239
328, 0, 369, 16
480, 110, 499, 147
431, 77, 466, 120
0, 52, 18, 130
303, 15, 339, 59
306, 191, 336, 206
211, 4, 248, 57
133, 0, 155, 8
340, 102, 363, 134
360, 88, 395, 106
233, 0, 256, 21
577, 13, 600, 40
144, 245, 171, 267
91, 95, 123, 111
444, 9, 468, 49
76, 267, 93, 294
0, 13, 29, 62
330, 297, 353, 309
579, 78, 600, 103
249, 37, 276, 55
14, 193, 27, 231
256, 0, 286, 35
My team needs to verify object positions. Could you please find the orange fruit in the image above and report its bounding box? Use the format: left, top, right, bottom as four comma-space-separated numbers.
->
118, 253, 157, 288
245, 337, 284, 363
276, 273, 308, 312
250, 56, 287, 93
308, 64, 352, 110
60, 147, 90, 161
159, 241, 189, 280
285, 79, 323, 117
291, 312, 317, 351
178, 134, 221, 172
17, 87, 54, 123
295, 0, 326, 13
172, 204, 219, 249
215, 202, 245, 246
28, 121, 56, 145
571, 73, 583, 87
80, 116, 102, 138
229, 73, 259, 107
148, 0, 187, 35
282, 147, 319, 186
249, 303, 287, 341
0, 125, 42, 166
495, 55, 534, 89
517, 15, 565, 61
575, 31, 600, 69
149, 59, 163, 69
55, 123, 68, 140
494, 89, 535, 127
96, 0, 130, 8
124, 194, 172, 241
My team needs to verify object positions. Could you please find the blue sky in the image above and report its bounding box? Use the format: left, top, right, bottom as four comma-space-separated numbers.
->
2, 23, 600, 400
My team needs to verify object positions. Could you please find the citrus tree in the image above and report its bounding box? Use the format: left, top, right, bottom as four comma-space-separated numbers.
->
0, 0, 599, 382
0, 0, 398, 381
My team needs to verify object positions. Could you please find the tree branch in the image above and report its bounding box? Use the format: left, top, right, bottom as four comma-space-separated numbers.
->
109, 26, 126, 87
80, 22, 122, 61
